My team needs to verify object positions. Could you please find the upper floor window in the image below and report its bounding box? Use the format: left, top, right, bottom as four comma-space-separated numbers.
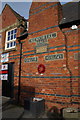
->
5, 28, 17, 50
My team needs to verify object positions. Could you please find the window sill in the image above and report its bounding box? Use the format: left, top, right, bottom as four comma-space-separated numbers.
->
3, 47, 17, 53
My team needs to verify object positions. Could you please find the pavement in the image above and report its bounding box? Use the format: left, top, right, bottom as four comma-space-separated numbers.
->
2, 96, 23, 119
1, 96, 80, 120
1, 96, 49, 120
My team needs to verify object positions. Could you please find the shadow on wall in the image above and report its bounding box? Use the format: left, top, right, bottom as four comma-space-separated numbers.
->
14, 85, 35, 104
47, 106, 65, 120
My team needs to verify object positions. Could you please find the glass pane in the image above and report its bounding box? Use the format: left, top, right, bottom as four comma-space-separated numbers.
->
14, 29, 17, 33
11, 30, 13, 34
7, 43, 9, 48
14, 34, 16, 39
9, 42, 13, 47
8, 36, 10, 41
11, 35, 13, 40
8, 31, 10, 36
13, 41, 16, 46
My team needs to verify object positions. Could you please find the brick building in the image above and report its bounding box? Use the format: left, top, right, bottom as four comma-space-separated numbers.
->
0, 4, 28, 97
0, 1, 80, 111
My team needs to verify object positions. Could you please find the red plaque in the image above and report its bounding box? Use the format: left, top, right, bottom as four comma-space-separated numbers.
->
38, 64, 45, 74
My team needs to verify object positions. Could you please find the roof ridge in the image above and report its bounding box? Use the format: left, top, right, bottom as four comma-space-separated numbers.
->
62, 0, 79, 6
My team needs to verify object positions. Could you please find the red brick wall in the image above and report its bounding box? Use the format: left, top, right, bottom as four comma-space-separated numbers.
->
1, 2, 79, 111
61, 26, 80, 109
29, 2, 62, 33
19, 1, 79, 110
0, 4, 20, 99
2, 5, 17, 29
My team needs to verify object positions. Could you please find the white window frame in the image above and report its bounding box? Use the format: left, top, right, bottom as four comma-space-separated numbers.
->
5, 28, 17, 50
27, 21, 29, 31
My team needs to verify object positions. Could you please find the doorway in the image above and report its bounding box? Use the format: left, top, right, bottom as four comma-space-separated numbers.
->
2, 62, 14, 98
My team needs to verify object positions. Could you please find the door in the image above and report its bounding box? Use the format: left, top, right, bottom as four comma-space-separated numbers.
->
2, 62, 14, 98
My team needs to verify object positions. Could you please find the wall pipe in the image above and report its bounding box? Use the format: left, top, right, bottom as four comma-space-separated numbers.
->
61, 29, 73, 105
17, 40, 22, 103
17, 31, 28, 103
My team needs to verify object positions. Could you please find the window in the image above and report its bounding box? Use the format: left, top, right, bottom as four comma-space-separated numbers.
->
5, 28, 17, 50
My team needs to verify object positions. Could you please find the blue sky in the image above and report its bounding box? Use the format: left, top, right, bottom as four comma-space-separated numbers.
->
0, 0, 73, 19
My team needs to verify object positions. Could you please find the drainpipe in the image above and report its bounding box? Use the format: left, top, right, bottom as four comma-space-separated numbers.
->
17, 40, 22, 103
17, 31, 28, 103
59, 27, 73, 105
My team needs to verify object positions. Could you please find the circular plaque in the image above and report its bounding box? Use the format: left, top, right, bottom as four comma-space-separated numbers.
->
38, 64, 45, 74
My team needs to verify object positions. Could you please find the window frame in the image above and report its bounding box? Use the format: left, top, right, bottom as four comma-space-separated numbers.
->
5, 27, 17, 50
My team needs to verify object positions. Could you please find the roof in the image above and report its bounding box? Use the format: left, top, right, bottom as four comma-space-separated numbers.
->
60, 1, 80, 25
2, 4, 27, 21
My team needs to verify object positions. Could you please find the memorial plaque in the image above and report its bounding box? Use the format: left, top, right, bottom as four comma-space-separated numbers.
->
36, 46, 47, 53
29, 32, 57, 45
24, 57, 38, 63
45, 53, 64, 61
